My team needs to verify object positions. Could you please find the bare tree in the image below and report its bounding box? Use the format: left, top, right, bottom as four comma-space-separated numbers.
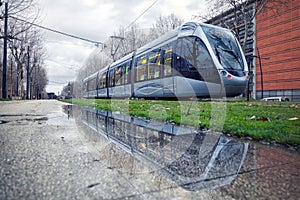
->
150, 14, 184, 40
106, 24, 151, 61
28, 29, 48, 99
81, 49, 112, 77
74, 48, 112, 98
0, 1, 38, 42
106, 14, 184, 61
0, 0, 47, 99
61, 81, 74, 99
8, 23, 47, 98
195, 0, 288, 51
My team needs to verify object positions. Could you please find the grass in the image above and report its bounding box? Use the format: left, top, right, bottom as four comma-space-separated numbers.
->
0, 98, 11, 101
62, 98, 300, 146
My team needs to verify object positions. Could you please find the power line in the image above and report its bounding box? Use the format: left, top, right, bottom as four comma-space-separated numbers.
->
46, 59, 80, 71
9, 16, 103, 46
48, 80, 67, 84
125, 0, 159, 30
44, 39, 94, 48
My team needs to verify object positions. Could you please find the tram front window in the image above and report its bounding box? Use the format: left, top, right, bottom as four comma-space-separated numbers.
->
202, 25, 245, 77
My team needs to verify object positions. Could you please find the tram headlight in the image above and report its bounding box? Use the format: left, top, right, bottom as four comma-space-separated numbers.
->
220, 70, 227, 77
220, 70, 232, 80
246, 74, 249, 80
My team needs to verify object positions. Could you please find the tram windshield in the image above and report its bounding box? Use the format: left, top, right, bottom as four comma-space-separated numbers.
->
202, 25, 245, 75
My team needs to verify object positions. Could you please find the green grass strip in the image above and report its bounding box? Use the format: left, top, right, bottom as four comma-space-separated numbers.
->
62, 99, 300, 146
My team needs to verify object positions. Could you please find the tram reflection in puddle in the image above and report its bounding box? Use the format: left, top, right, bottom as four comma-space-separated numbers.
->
79, 106, 248, 191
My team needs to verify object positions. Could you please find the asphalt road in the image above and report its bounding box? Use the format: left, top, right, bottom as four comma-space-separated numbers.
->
0, 100, 299, 199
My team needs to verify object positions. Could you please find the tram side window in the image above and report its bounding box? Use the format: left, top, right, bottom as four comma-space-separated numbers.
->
86, 80, 89, 92
115, 66, 123, 86
87, 80, 91, 92
124, 62, 131, 84
173, 38, 186, 74
83, 81, 87, 92
93, 78, 97, 91
148, 49, 161, 79
163, 45, 173, 77
89, 77, 96, 91
98, 72, 106, 88
109, 69, 115, 87
135, 55, 148, 82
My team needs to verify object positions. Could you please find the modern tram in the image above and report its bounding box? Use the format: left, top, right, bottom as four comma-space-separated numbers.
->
82, 22, 249, 99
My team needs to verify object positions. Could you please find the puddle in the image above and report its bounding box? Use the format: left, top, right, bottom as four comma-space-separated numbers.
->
0, 120, 9, 124
0, 114, 48, 125
63, 105, 300, 197
46, 104, 74, 126
64, 105, 248, 190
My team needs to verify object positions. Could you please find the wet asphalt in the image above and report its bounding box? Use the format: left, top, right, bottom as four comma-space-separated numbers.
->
0, 100, 299, 199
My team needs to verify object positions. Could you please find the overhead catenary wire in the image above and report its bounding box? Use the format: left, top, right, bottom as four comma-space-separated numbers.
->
109, 0, 159, 56
125, 0, 159, 30
44, 39, 94, 48
9, 16, 103, 46
46, 59, 80, 71
48, 80, 68, 84
9, 1, 159, 47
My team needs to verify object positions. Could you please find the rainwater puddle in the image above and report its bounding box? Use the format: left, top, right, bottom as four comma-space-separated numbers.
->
0, 114, 48, 125
46, 104, 74, 126
63, 105, 300, 198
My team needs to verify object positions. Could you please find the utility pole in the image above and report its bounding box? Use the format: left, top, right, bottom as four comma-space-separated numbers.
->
2, 2, 8, 99
26, 46, 30, 99
251, 47, 270, 100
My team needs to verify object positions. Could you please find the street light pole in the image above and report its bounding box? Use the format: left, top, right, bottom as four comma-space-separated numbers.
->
247, 47, 269, 100
2, 2, 8, 99
26, 46, 30, 99
256, 47, 264, 99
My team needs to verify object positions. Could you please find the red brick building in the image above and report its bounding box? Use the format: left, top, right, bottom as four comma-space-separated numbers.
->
207, 0, 300, 101
255, 0, 300, 101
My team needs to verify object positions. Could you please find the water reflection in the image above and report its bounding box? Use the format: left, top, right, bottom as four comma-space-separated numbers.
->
63, 104, 300, 198
70, 106, 248, 191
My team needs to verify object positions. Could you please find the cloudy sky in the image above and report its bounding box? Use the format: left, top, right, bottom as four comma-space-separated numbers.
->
36, 0, 207, 94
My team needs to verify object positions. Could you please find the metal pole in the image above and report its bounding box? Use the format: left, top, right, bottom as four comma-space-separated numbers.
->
257, 47, 263, 99
16, 63, 19, 97
10, 56, 12, 98
26, 46, 30, 99
2, 2, 8, 98
247, 77, 250, 101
